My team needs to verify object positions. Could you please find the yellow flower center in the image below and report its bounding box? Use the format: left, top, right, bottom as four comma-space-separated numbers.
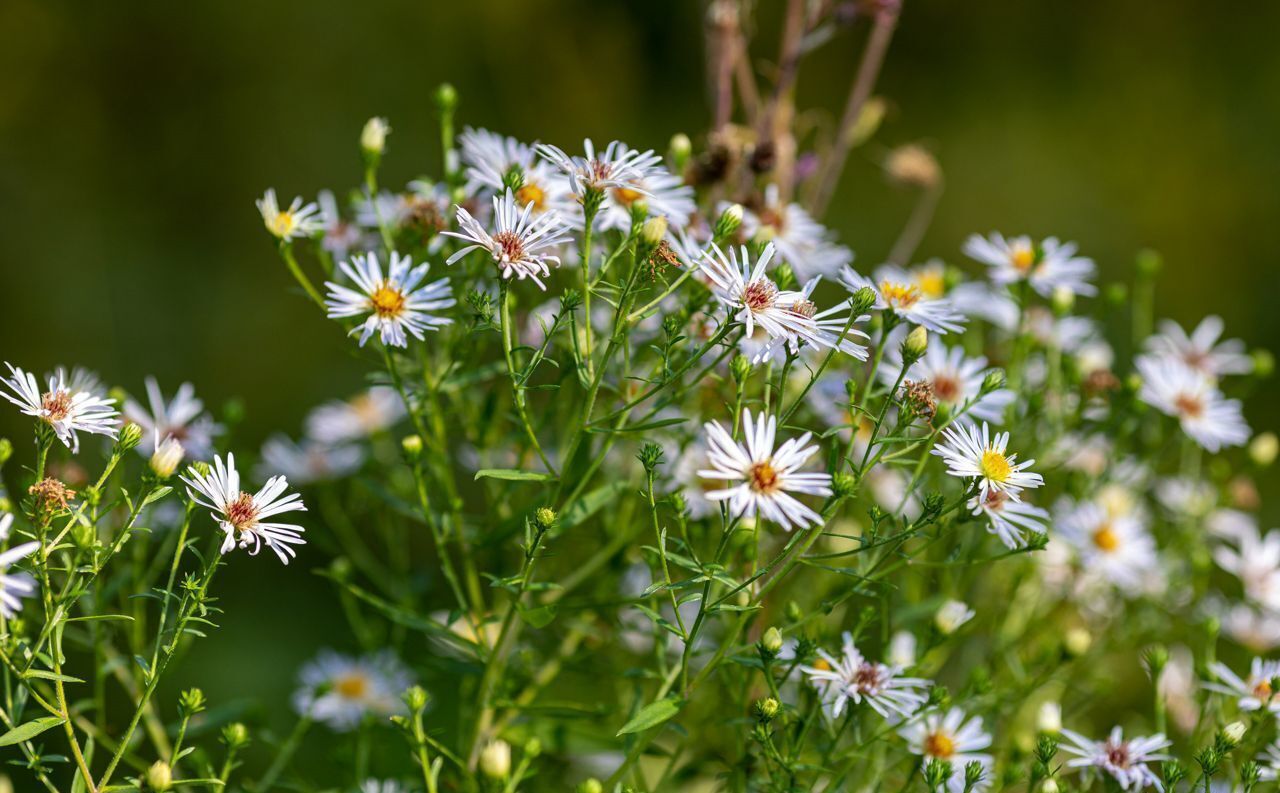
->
1254, 679, 1274, 700
268, 211, 297, 238
612, 186, 644, 207
812, 658, 832, 672
879, 281, 920, 309
334, 672, 370, 699
924, 731, 956, 759
1092, 524, 1120, 552
915, 270, 946, 299
1010, 246, 1035, 272
979, 449, 1012, 482
370, 284, 407, 318
1174, 393, 1205, 419
516, 182, 548, 212
749, 461, 780, 494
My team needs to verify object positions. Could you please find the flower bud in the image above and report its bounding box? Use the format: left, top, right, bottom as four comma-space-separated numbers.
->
831, 472, 858, 500
1252, 349, 1274, 378
116, 422, 144, 454
1250, 432, 1278, 467
730, 354, 752, 383
755, 697, 780, 721
403, 685, 429, 712
361, 117, 391, 156
785, 601, 803, 623
524, 736, 543, 758
221, 722, 250, 749
1040, 779, 1060, 793
577, 780, 604, 793
150, 437, 185, 479
179, 688, 206, 716
534, 507, 557, 529
434, 83, 458, 113
964, 761, 985, 788
884, 144, 940, 190
1064, 627, 1092, 657
848, 97, 887, 148
888, 631, 917, 668
849, 286, 877, 316
402, 434, 424, 460
981, 368, 1006, 394
1223, 720, 1246, 746
761, 627, 783, 656
714, 204, 744, 241
480, 738, 512, 779
1136, 248, 1162, 277
641, 216, 668, 248
669, 133, 692, 172
1037, 701, 1062, 734
901, 326, 929, 363
0, 438, 11, 468
1051, 285, 1075, 316
934, 600, 973, 635
145, 761, 173, 792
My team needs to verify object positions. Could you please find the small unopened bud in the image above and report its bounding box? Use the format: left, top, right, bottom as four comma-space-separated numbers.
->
1051, 285, 1075, 316
1039, 779, 1060, 793
901, 326, 929, 363
480, 739, 512, 779
714, 204, 744, 241
1105, 282, 1127, 305
923, 758, 951, 789
1145, 644, 1169, 677
524, 737, 543, 758
403, 685, 429, 712
730, 354, 752, 383
884, 144, 940, 190
1136, 248, 1162, 277
577, 780, 604, 793
221, 722, 250, 749
669, 133, 692, 171
641, 216, 668, 247
361, 117, 390, 156
1223, 720, 1246, 746
848, 97, 887, 148
0, 438, 11, 468
401, 434, 424, 460
785, 601, 803, 623
934, 600, 973, 635
534, 507, 557, 529
755, 697, 780, 721
434, 83, 458, 113
981, 369, 1006, 394
964, 760, 985, 788
849, 286, 877, 316
179, 688, 206, 715
831, 472, 858, 500
145, 761, 172, 792
1037, 701, 1062, 734
1252, 349, 1274, 378
1250, 432, 1278, 467
888, 631, 917, 668
1064, 627, 1092, 657
761, 627, 783, 656
116, 422, 144, 454
150, 437, 185, 478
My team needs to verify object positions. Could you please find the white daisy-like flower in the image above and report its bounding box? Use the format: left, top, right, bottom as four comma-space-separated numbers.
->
443, 189, 572, 290
180, 453, 307, 565
124, 378, 221, 461
935, 600, 976, 634
800, 631, 930, 720
1055, 500, 1157, 595
360, 781, 409, 793
698, 408, 832, 531
969, 489, 1049, 549
318, 189, 364, 260
899, 708, 993, 793
735, 186, 853, 280
1136, 355, 1249, 452
596, 163, 694, 233
1146, 315, 1252, 379
292, 650, 412, 732
700, 243, 869, 364
0, 515, 38, 619
962, 232, 1097, 297
256, 188, 323, 242
258, 436, 364, 486
459, 128, 572, 218
884, 341, 1014, 423
306, 387, 406, 444
1221, 603, 1280, 654
839, 264, 966, 334
1260, 740, 1280, 781
536, 138, 661, 200
1214, 525, 1280, 611
325, 251, 455, 348
1059, 726, 1171, 791
948, 280, 1020, 331
1204, 657, 1280, 714
931, 422, 1043, 501
1, 363, 120, 453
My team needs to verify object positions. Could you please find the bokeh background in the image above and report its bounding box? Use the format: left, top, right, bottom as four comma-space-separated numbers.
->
3, 0, 1280, 769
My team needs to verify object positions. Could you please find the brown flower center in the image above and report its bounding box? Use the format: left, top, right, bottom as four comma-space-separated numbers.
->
1254, 678, 1274, 700
742, 280, 778, 313
853, 663, 884, 692
749, 461, 780, 494
1173, 393, 1205, 419
1104, 741, 1131, 769
41, 390, 72, 421
225, 492, 259, 532
788, 299, 817, 319
932, 374, 961, 403
492, 230, 525, 263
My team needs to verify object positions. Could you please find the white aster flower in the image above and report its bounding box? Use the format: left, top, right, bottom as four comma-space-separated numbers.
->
1146, 315, 1252, 379
840, 264, 966, 334
258, 436, 365, 486
698, 408, 832, 531
596, 163, 694, 233
180, 453, 307, 565
306, 387, 406, 444
256, 188, 323, 241
536, 138, 661, 200
443, 189, 572, 290
935, 600, 975, 634
700, 243, 869, 363
318, 189, 364, 260
1221, 603, 1280, 653
884, 341, 1014, 423
1, 363, 120, 452
1260, 740, 1280, 782
948, 280, 1020, 331
459, 128, 572, 214
124, 378, 221, 460
0, 516, 38, 619
932, 422, 1043, 501
888, 631, 917, 668
963, 232, 1097, 297
900, 708, 993, 793
1055, 500, 1157, 596
1214, 525, 1280, 610
325, 251, 455, 348
1204, 657, 1280, 714
735, 186, 853, 281
969, 489, 1049, 549
1059, 726, 1171, 791
800, 632, 929, 719
292, 650, 412, 732
1136, 355, 1249, 452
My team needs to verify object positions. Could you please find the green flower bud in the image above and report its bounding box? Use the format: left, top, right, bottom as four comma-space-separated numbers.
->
578, 780, 604, 793
1251, 432, 1278, 467
730, 354, 752, 383
116, 422, 144, 454
668, 133, 692, 172
755, 697, 780, 721
901, 326, 928, 363
831, 472, 858, 500
1253, 348, 1275, 378
403, 685, 429, 712
1136, 248, 1162, 277
713, 204, 743, 241
361, 117, 390, 156
534, 507, 557, 529
434, 83, 458, 113
641, 216, 668, 248
402, 434, 424, 460
981, 368, 1006, 394
761, 627, 783, 656
785, 601, 803, 623
179, 688, 206, 716
480, 739, 512, 779
0, 438, 11, 467
524, 736, 543, 758
849, 286, 878, 316
145, 761, 173, 792
221, 722, 250, 749
1051, 285, 1074, 316
1064, 627, 1092, 657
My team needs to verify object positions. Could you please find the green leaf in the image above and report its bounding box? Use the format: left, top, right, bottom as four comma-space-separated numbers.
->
23, 669, 84, 683
474, 469, 557, 483
142, 486, 173, 506
0, 716, 65, 746
517, 604, 557, 629
616, 696, 683, 736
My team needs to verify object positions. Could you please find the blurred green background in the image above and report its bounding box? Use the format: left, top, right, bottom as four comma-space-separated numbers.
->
2, 0, 1279, 770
